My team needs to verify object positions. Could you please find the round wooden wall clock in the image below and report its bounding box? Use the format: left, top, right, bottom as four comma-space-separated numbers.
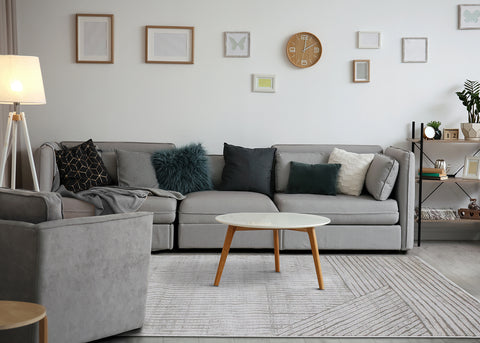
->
286, 32, 322, 68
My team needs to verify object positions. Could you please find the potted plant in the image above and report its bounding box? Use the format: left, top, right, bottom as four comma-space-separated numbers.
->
456, 79, 480, 140
427, 120, 442, 140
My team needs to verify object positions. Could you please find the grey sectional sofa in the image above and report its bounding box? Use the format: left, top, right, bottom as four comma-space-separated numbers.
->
36, 142, 415, 252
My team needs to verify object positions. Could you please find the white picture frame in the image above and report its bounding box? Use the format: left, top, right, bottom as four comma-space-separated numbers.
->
459, 4, 480, 29
463, 156, 480, 179
224, 32, 250, 57
252, 74, 276, 93
145, 26, 194, 64
402, 37, 428, 63
353, 60, 370, 83
76, 14, 114, 63
357, 32, 381, 49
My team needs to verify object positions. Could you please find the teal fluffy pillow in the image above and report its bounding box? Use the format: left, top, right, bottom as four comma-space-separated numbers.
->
151, 143, 212, 194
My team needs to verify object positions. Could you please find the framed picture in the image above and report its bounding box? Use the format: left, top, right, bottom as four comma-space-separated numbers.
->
463, 156, 480, 179
357, 32, 381, 49
459, 5, 480, 29
444, 128, 459, 140
76, 14, 114, 63
252, 74, 276, 93
353, 60, 370, 83
402, 38, 428, 63
224, 32, 250, 57
145, 26, 194, 64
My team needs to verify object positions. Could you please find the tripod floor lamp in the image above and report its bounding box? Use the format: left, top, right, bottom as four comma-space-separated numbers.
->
0, 55, 46, 191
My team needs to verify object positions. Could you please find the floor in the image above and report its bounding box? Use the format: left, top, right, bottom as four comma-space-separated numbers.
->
96, 241, 480, 343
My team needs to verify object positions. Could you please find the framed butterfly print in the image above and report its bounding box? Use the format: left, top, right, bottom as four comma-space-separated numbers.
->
459, 5, 480, 29
224, 32, 250, 57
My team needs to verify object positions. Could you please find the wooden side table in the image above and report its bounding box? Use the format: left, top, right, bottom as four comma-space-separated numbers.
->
0, 301, 48, 343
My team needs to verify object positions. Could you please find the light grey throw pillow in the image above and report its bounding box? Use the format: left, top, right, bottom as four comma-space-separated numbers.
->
365, 154, 399, 201
116, 149, 159, 188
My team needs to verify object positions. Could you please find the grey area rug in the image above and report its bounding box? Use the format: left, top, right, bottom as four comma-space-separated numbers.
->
125, 253, 480, 338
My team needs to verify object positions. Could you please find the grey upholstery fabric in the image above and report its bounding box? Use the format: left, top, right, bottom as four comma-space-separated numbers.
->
207, 155, 225, 189
62, 197, 95, 218
100, 151, 118, 184
274, 193, 399, 225
0, 188, 63, 223
0, 191, 153, 343
365, 154, 399, 201
116, 149, 159, 188
138, 196, 177, 223
152, 223, 175, 250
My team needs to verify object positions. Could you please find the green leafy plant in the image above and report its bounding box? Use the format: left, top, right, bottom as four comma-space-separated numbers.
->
456, 79, 480, 123
427, 121, 441, 130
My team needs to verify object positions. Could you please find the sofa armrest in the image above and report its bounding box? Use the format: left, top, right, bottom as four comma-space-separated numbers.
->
34, 142, 60, 192
384, 146, 415, 250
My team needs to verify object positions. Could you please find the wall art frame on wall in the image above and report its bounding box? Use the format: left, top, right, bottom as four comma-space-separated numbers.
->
463, 156, 480, 179
224, 32, 250, 57
76, 14, 114, 63
252, 74, 276, 93
443, 128, 459, 140
357, 32, 381, 49
402, 37, 428, 63
353, 60, 370, 83
145, 26, 194, 64
458, 4, 480, 29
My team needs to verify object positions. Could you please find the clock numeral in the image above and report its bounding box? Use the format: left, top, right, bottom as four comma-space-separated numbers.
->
301, 59, 308, 65
301, 35, 308, 40
289, 47, 296, 53
314, 47, 320, 53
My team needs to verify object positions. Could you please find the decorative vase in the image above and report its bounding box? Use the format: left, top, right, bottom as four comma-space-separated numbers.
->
461, 123, 480, 140
434, 129, 442, 140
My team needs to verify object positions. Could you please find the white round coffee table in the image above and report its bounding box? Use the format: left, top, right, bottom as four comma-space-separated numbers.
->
214, 212, 331, 289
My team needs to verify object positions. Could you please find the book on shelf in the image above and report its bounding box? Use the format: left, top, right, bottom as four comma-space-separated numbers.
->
421, 175, 448, 180
419, 172, 447, 177
419, 167, 445, 174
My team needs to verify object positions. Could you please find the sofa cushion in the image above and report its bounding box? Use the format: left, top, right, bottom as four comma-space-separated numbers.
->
274, 193, 399, 225
179, 190, 278, 224
366, 154, 400, 201
0, 188, 62, 223
151, 143, 212, 194
62, 197, 95, 219
116, 149, 159, 188
328, 148, 374, 196
220, 143, 276, 197
286, 162, 341, 195
137, 196, 176, 224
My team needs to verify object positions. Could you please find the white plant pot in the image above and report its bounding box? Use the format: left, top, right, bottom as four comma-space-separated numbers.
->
461, 123, 480, 141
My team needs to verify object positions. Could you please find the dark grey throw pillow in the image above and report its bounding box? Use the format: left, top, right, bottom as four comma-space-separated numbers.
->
365, 154, 399, 201
286, 162, 341, 195
219, 143, 276, 197
116, 150, 159, 188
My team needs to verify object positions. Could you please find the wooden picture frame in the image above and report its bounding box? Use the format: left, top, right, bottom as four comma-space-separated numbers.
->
357, 32, 381, 49
145, 26, 194, 64
224, 32, 250, 57
402, 38, 428, 63
76, 14, 114, 63
353, 60, 370, 83
252, 74, 276, 93
459, 4, 480, 30
463, 156, 480, 179
443, 128, 459, 140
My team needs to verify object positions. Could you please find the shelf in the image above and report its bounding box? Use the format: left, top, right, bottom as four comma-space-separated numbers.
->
419, 219, 480, 223
416, 177, 480, 183
408, 138, 480, 143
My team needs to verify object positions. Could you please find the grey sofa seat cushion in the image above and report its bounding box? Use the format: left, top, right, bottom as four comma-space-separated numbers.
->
0, 188, 62, 223
179, 190, 278, 224
274, 193, 399, 225
138, 196, 177, 224
62, 197, 95, 218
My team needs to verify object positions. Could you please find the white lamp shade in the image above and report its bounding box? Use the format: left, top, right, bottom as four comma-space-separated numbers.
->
0, 55, 46, 105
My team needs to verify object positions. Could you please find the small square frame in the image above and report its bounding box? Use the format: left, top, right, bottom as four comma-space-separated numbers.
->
357, 32, 381, 49
76, 14, 114, 63
252, 74, 276, 93
463, 156, 480, 179
224, 32, 250, 57
402, 37, 428, 63
443, 128, 459, 140
459, 5, 480, 30
353, 60, 370, 83
145, 26, 194, 64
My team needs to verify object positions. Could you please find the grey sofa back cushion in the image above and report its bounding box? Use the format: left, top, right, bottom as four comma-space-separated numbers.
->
0, 188, 62, 223
116, 149, 159, 188
207, 155, 225, 189
273, 144, 383, 193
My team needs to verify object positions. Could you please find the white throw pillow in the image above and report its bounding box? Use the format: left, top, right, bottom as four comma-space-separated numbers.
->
328, 148, 374, 196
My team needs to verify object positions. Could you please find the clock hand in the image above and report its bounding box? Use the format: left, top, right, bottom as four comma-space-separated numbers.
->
303, 43, 317, 52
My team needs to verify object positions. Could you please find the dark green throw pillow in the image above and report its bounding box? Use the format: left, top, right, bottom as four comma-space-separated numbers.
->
151, 143, 212, 194
286, 161, 341, 195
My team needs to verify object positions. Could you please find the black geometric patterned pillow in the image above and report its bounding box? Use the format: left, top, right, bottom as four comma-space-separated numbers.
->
55, 139, 112, 192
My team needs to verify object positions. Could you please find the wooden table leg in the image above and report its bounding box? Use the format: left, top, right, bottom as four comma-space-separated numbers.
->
214, 226, 236, 286
273, 230, 280, 272
39, 315, 48, 343
307, 227, 324, 290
